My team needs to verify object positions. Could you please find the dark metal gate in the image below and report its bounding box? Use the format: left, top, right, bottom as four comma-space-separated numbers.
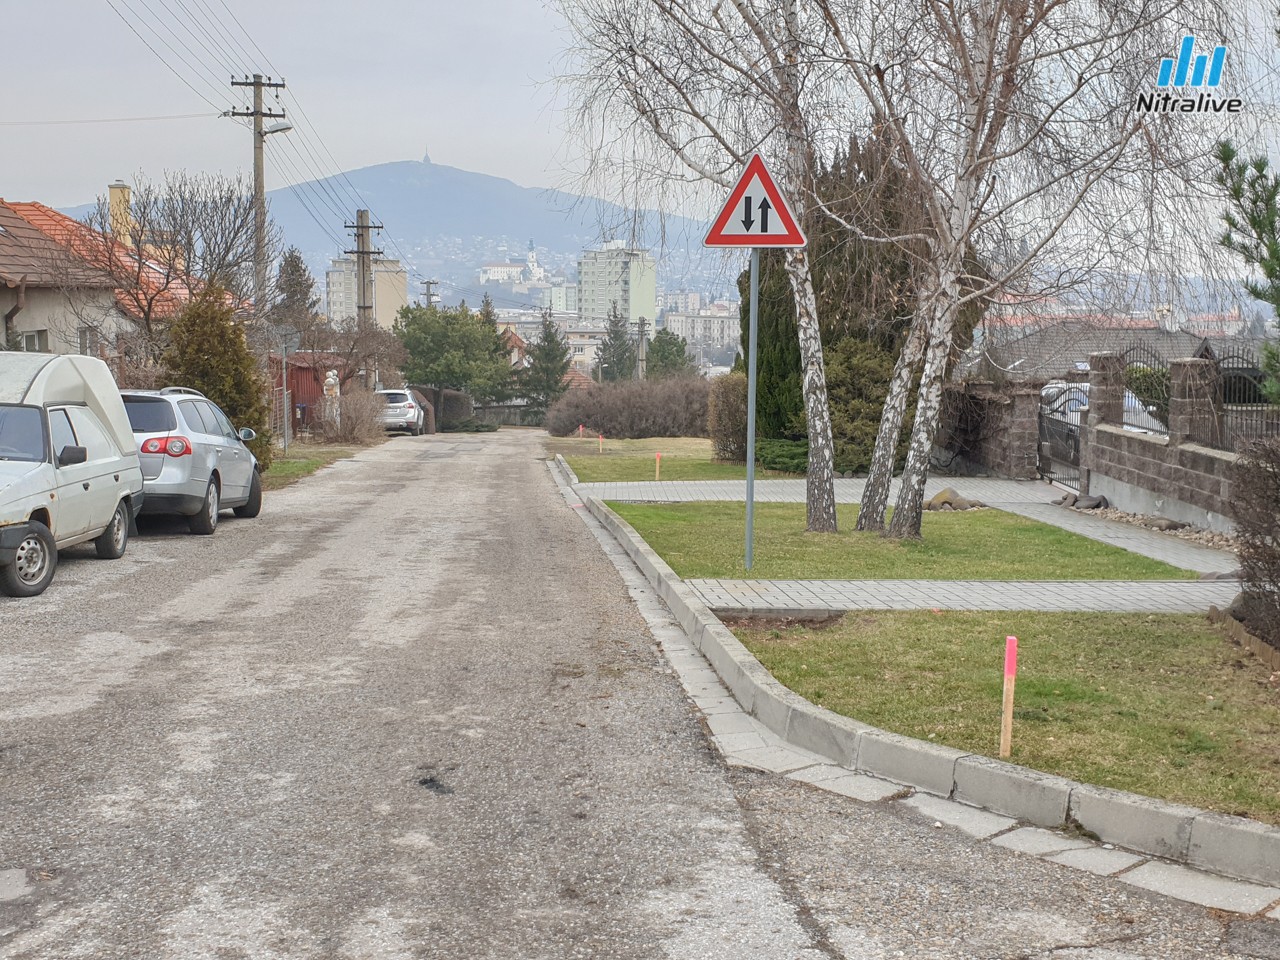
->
1038, 384, 1083, 491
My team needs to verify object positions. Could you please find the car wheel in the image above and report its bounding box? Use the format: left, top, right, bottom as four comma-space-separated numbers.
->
94, 500, 130, 559
233, 470, 262, 519
189, 478, 220, 535
0, 521, 58, 598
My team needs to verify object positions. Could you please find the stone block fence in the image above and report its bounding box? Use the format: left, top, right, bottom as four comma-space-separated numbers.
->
939, 353, 1239, 532
1082, 353, 1237, 533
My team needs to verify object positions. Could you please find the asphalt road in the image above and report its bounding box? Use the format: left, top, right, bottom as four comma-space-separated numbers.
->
1, 430, 1277, 959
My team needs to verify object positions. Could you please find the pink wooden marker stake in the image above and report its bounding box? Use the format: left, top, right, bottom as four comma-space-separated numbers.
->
579, 424, 584, 438
598, 434, 603, 453
1000, 635, 1018, 759
656, 452, 661, 481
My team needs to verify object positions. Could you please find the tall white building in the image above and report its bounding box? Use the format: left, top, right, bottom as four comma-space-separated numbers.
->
325, 257, 409, 329
577, 241, 657, 325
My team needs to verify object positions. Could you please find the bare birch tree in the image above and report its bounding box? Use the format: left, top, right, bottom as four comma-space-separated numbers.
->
809, 0, 1252, 537
556, 0, 842, 531
50, 171, 274, 364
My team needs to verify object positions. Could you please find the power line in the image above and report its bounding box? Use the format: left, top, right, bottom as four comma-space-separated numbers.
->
166, 0, 247, 76
106, 0, 420, 269
116, 0, 234, 107
101, 0, 228, 112
0, 112, 218, 126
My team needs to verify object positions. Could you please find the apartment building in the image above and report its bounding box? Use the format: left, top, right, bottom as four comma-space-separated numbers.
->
577, 241, 656, 325
325, 256, 409, 329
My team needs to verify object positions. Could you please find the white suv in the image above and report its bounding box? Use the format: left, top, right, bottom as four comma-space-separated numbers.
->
377, 389, 426, 435
121, 388, 261, 535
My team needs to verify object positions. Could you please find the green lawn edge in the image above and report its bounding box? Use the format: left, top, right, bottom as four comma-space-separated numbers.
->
608, 501, 1195, 581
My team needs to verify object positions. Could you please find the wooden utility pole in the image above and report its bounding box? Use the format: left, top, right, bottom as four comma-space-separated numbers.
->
344, 209, 384, 327
231, 74, 287, 318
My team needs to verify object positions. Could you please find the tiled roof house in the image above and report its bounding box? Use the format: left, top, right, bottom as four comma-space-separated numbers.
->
0, 200, 121, 354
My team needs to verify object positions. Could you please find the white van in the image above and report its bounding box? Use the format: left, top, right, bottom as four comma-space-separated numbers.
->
0, 354, 145, 597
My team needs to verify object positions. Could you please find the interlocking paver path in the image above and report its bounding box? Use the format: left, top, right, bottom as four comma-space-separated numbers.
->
686, 578, 1240, 614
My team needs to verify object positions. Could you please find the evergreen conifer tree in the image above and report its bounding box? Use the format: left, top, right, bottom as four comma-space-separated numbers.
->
271, 247, 320, 329
519, 309, 574, 421
647, 328, 697, 379
164, 289, 272, 469
595, 302, 636, 381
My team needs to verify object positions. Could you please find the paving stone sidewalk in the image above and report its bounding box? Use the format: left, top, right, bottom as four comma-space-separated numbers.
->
687, 578, 1241, 614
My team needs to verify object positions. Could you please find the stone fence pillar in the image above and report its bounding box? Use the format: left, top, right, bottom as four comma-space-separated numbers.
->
1168, 358, 1223, 447
1087, 353, 1124, 426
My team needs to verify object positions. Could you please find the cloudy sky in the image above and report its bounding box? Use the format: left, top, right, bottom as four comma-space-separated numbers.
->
4, 1, 572, 208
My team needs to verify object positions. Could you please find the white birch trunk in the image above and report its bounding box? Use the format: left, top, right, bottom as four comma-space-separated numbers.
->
778, 0, 837, 533
783, 248, 838, 532
855, 313, 927, 532
887, 265, 961, 539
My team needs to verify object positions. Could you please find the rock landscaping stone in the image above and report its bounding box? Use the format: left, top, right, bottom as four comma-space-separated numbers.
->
925, 487, 987, 511
1073, 495, 1110, 510
1199, 570, 1242, 581
1089, 506, 1238, 551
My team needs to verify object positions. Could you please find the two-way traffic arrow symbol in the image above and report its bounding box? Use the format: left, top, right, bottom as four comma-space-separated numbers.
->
740, 196, 774, 233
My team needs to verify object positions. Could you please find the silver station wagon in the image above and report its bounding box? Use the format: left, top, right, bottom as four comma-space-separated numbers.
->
120, 388, 262, 535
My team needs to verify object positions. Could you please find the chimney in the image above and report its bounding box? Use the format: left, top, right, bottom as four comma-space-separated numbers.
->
108, 181, 133, 246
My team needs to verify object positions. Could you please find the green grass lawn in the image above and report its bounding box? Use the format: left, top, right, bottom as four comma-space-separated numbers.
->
262, 445, 356, 492
733, 611, 1280, 823
610, 501, 1195, 581
546, 436, 800, 482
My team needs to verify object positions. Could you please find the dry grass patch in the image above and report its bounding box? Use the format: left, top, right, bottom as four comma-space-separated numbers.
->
734, 610, 1280, 823
546, 435, 799, 482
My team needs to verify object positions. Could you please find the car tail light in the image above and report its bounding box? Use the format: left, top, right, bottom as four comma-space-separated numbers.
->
404, 402, 415, 410
141, 436, 193, 457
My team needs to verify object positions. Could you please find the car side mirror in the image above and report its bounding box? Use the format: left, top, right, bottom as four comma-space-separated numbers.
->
58, 445, 87, 466
238, 427, 256, 442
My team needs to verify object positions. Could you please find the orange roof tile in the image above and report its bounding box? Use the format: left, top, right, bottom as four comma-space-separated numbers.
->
7, 201, 194, 322
561, 368, 596, 391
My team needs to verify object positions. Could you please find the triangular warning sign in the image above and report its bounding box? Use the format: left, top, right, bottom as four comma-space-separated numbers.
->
704, 154, 807, 248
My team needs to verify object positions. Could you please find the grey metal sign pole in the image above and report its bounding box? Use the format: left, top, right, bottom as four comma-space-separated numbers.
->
745, 248, 760, 571
702, 154, 807, 571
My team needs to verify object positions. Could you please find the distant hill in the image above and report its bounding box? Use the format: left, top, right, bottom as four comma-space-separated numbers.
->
264, 158, 713, 291
61, 157, 723, 301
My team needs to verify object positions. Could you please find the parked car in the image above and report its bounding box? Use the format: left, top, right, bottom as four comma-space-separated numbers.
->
0, 354, 145, 597
377, 389, 426, 435
120, 387, 261, 535
1040, 381, 1166, 433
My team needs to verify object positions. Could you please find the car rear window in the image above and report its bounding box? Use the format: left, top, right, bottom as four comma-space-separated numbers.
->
382, 392, 409, 404
123, 397, 177, 433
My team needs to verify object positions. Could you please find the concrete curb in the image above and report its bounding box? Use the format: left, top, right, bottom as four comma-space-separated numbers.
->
580, 492, 1280, 889
554, 454, 580, 486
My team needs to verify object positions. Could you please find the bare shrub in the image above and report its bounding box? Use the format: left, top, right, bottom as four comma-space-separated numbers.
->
315, 387, 386, 445
545, 378, 710, 439
110, 355, 169, 390
707, 372, 748, 463
1232, 439, 1280, 650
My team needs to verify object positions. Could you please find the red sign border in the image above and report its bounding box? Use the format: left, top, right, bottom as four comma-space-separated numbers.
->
703, 154, 807, 248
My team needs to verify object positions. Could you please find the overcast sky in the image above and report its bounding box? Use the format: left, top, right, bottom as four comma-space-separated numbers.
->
4, 1, 572, 208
